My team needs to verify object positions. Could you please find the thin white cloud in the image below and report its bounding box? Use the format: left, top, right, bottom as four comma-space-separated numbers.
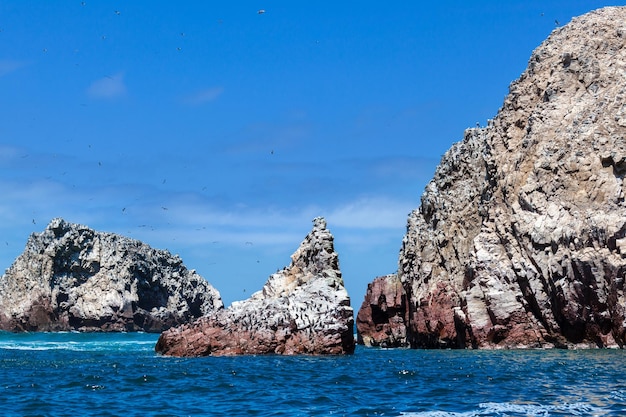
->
0, 169, 416, 278
327, 197, 415, 229
0, 59, 27, 77
0, 173, 414, 308
182, 86, 224, 105
221, 121, 312, 155
87, 72, 126, 99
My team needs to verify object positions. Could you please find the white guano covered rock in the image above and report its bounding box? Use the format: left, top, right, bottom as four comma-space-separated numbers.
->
155, 217, 355, 356
0, 218, 223, 332
392, 6, 626, 349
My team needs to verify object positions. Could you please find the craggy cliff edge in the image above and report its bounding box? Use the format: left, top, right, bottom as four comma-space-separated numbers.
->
359, 7, 626, 348
156, 217, 355, 356
0, 218, 223, 332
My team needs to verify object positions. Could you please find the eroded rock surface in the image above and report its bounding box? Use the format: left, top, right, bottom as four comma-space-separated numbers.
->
155, 217, 355, 356
363, 6, 626, 349
0, 218, 223, 332
356, 274, 409, 348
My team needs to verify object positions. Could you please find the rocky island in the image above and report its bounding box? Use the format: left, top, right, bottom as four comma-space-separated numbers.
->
155, 217, 355, 356
358, 6, 626, 349
0, 218, 223, 332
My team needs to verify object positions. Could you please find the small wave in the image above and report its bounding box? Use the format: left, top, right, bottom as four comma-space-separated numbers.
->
0, 342, 154, 352
400, 400, 607, 417
610, 389, 626, 401
480, 401, 605, 415
399, 411, 468, 417
0, 344, 60, 351
0, 333, 158, 352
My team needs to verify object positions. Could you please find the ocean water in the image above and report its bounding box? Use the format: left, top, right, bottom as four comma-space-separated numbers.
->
0, 332, 624, 416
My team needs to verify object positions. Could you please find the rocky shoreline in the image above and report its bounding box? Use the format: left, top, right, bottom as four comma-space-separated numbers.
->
2, 7, 626, 354
0, 217, 355, 356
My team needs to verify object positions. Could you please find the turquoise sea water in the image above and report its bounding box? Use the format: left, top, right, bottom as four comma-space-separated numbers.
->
0, 332, 624, 416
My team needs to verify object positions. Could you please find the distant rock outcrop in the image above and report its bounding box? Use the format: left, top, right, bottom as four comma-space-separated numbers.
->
0, 218, 223, 332
356, 274, 409, 348
360, 6, 626, 349
155, 217, 355, 356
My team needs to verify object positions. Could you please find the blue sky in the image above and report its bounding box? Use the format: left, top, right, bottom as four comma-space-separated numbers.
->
1, 1, 622, 307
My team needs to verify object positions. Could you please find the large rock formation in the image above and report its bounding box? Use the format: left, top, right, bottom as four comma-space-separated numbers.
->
155, 217, 355, 356
356, 274, 409, 348
0, 218, 223, 332
360, 6, 626, 349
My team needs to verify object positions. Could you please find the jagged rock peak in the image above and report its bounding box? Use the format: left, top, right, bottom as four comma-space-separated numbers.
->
257, 216, 342, 299
155, 217, 355, 356
360, 6, 626, 349
0, 218, 223, 332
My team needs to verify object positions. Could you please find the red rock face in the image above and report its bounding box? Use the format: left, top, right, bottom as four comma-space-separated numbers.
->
156, 217, 355, 357
356, 274, 409, 348
156, 308, 354, 357
407, 282, 462, 348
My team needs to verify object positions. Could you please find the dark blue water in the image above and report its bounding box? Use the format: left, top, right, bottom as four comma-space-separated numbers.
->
0, 332, 624, 416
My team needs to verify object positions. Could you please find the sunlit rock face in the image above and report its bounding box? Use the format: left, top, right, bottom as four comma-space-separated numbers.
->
155, 217, 355, 356
369, 7, 626, 349
0, 218, 223, 332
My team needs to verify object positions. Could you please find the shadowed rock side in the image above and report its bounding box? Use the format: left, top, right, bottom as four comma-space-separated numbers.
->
362, 6, 626, 349
0, 218, 223, 332
356, 274, 409, 348
155, 217, 355, 356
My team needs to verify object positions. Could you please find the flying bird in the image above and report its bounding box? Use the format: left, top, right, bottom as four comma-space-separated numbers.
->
257, 9, 265, 14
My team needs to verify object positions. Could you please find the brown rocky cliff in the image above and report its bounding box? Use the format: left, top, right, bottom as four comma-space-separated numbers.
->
155, 217, 355, 356
0, 218, 223, 332
362, 6, 626, 349
356, 274, 409, 347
